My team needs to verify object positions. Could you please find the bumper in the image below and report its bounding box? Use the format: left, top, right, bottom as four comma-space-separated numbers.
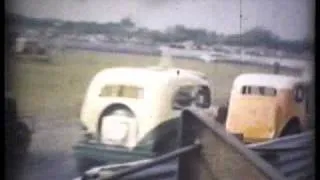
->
243, 137, 273, 144
231, 133, 244, 140
230, 133, 272, 144
73, 141, 155, 164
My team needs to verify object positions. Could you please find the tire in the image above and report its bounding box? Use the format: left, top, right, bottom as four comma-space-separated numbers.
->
216, 106, 228, 125
5, 121, 31, 170
5, 98, 31, 158
280, 121, 302, 137
6, 121, 31, 157
153, 131, 178, 155
16, 121, 31, 156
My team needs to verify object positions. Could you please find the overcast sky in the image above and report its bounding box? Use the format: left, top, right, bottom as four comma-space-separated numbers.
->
7, 0, 315, 41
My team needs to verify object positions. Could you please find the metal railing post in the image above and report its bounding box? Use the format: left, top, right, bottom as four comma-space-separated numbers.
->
99, 144, 200, 180
177, 109, 286, 180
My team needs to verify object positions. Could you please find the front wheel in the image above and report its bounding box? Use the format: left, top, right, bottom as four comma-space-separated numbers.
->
153, 131, 178, 156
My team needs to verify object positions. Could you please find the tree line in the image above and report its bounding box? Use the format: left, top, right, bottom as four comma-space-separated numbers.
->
6, 12, 313, 54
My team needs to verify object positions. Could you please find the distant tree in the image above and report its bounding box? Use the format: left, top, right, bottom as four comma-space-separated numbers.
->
165, 25, 190, 42
149, 30, 171, 43
120, 17, 135, 29
224, 27, 280, 47
187, 28, 209, 45
5, 12, 313, 54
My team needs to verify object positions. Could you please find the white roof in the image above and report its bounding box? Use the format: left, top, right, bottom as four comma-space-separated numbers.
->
233, 73, 305, 89
92, 67, 208, 88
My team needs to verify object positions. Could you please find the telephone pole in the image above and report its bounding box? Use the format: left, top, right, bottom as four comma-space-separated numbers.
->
240, 0, 243, 62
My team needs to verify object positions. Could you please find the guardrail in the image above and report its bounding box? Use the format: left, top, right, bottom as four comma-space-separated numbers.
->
247, 131, 314, 179
176, 109, 285, 180
76, 109, 314, 180
98, 143, 199, 180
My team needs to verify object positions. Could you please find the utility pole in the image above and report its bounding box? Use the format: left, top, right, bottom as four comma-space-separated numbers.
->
239, 0, 243, 74
240, 0, 243, 62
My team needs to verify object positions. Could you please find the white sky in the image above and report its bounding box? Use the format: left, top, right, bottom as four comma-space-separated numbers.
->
7, 0, 315, 41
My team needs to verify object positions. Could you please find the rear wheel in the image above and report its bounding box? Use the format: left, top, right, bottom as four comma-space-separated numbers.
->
216, 106, 228, 125
5, 120, 31, 174
280, 120, 302, 137
6, 121, 31, 158
153, 131, 178, 155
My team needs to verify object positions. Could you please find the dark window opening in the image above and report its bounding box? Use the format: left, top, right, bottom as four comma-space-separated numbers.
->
241, 86, 277, 96
100, 85, 143, 99
172, 86, 195, 110
195, 85, 211, 108
294, 85, 305, 103
172, 85, 211, 110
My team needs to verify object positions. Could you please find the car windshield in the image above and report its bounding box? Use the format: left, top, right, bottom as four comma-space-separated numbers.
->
100, 85, 144, 99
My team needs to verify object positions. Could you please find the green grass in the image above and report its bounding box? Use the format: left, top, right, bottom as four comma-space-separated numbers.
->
11, 50, 291, 120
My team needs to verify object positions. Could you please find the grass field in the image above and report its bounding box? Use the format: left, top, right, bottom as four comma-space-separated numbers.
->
10, 50, 294, 120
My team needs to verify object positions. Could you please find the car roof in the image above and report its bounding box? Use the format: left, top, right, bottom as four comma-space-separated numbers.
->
233, 73, 305, 89
92, 67, 209, 87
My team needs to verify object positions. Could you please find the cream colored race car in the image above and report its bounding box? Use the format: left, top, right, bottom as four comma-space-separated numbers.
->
73, 64, 215, 172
